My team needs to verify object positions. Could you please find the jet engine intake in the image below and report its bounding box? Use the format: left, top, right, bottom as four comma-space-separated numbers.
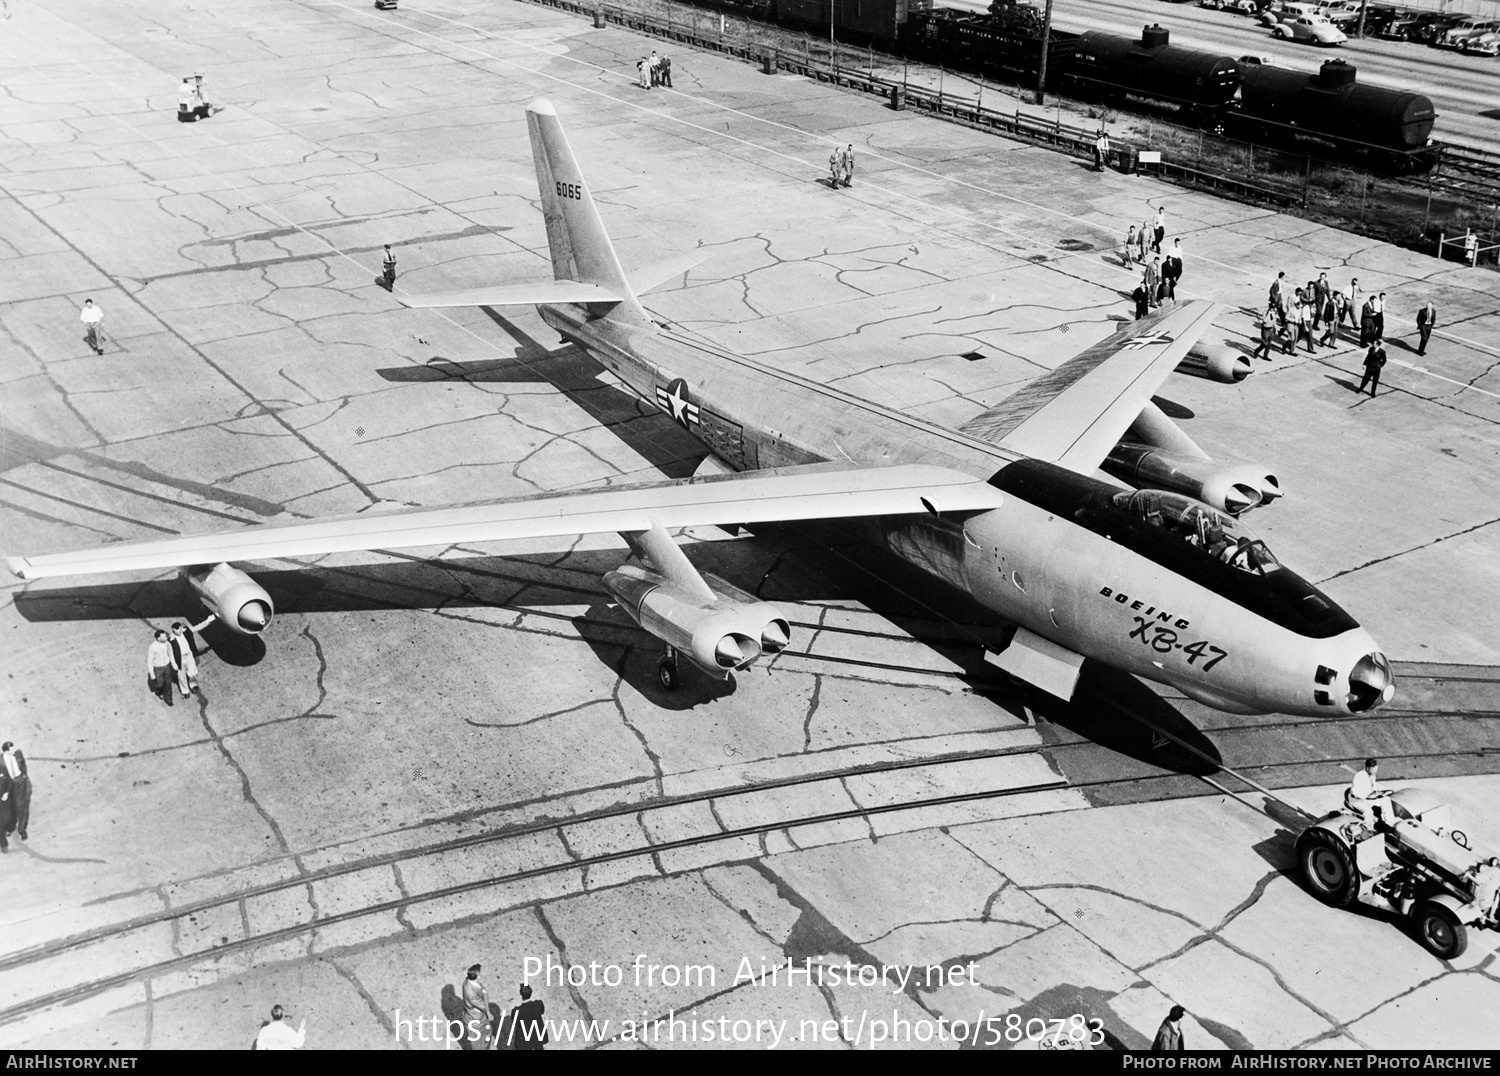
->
1103, 443, 1281, 517
603, 565, 789, 679
182, 562, 274, 635
603, 567, 792, 675
1176, 344, 1252, 384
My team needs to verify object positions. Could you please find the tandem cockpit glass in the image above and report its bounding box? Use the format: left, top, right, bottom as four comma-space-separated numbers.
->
1111, 489, 1282, 575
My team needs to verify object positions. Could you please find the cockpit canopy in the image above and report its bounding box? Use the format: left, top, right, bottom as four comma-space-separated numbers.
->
1111, 489, 1282, 575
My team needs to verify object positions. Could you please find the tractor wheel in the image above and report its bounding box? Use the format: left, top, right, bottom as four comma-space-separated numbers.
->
1412, 901, 1468, 960
1296, 828, 1360, 908
657, 658, 680, 691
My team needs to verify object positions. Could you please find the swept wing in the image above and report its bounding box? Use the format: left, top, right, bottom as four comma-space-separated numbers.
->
959, 301, 1221, 473
5, 463, 1004, 580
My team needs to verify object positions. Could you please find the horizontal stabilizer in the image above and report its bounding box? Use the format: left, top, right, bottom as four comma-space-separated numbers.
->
397, 281, 624, 308
631, 253, 708, 296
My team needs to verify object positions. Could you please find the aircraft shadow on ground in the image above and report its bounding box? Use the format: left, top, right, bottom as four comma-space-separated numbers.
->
15, 541, 1224, 773
375, 311, 706, 480
1030, 662, 1225, 774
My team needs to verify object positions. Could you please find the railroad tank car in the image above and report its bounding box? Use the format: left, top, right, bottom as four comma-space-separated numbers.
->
1237, 60, 1435, 151
1066, 26, 1242, 112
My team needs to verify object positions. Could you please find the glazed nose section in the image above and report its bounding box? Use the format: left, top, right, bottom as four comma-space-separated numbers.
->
1347, 651, 1395, 713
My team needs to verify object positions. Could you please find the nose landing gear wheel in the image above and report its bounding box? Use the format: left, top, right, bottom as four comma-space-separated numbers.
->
657, 646, 680, 691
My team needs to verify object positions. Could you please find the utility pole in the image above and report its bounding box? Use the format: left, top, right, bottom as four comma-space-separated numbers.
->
1036, 0, 1055, 105
1356, 0, 1368, 38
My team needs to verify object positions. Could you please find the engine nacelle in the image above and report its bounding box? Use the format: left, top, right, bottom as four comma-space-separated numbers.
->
1104, 443, 1282, 516
602, 565, 790, 679
1176, 343, 1252, 384
182, 562, 274, 635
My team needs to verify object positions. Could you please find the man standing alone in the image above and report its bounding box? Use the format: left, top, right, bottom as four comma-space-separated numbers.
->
80, 299, 104, 354
1152, 1005, 1186, 1051
1, 743, 29, 843
1358, 342, 1386, 397
381, 245, 397, 291
1415, 300, 1436, 355
254, 1005, 306, 1050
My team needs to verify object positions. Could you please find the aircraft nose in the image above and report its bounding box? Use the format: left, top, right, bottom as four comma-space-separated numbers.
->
1347, 651, 1395, 713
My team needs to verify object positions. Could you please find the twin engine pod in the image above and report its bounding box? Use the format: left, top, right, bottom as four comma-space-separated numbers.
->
182, 562, 275, 635
1104, 443, 1281, 516
602, 565, 790, 679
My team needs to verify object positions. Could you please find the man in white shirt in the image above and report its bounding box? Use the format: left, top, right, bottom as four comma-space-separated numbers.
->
255, 1005, 306, 1050
80, 299, 104, 354
1345, 757, 1385, 823
146, 629, 176, 706
462, 964, 491, 1050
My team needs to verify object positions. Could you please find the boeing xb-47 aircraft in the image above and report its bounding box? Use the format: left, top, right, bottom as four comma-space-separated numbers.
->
6, 100, 1393, 717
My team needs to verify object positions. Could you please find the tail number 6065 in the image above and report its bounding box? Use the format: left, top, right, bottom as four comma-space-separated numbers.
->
556, 181, 582, 200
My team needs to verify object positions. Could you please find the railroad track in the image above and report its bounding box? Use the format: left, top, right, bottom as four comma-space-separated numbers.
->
3, 679, 1494, 1031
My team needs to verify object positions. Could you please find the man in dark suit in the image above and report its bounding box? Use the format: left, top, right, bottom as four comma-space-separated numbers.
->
511, 983, 547, 1051
1359, 342, 1387, 397
0, 743, 27, 843
1416, 300, 1436, 356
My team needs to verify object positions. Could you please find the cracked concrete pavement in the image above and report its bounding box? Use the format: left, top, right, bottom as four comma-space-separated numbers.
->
1, 0, 1498, 1051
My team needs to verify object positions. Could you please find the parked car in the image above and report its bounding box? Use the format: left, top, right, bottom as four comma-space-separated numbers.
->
1273, 13, 1348, 44
1260, 1, 1315, 26
1354, 7, 1403, 36
1380, 12, 1457, 40
1459, 26, 1500, 54
1434, 17, 1500, 48
1238, 52, 1281, 65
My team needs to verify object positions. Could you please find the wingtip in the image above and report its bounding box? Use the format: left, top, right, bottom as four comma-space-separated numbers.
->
527, 97, 557, 117
5, 556, 33, 580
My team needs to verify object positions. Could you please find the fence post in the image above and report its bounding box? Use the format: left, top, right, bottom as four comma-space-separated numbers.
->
1302, 155, 1311, 209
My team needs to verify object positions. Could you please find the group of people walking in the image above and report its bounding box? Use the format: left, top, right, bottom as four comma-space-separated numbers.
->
1128, 204, 1182, 315
827, 143, 856, 188
636, 50, 672, 89
1125, 207, 1182, 318
145, 615, 217, 706
1253, 270, 1439, 398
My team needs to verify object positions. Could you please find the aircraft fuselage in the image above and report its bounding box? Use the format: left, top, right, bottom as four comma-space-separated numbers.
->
542, 302, 1392, 717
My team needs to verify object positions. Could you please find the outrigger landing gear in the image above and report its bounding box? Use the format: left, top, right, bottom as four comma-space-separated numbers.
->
657, 645, 680, 691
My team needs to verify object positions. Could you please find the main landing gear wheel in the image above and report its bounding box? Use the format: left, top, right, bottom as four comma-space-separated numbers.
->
1412, 901, 1468, 960
1296, 828, 1360, 908
657, 646, 680, 691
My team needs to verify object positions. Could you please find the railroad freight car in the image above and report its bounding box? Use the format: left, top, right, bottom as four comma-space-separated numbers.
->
1236, 60, 1436, 154
774, 0, 929, 46
899, 8, 1073, 80
1065, 26, 1242, 115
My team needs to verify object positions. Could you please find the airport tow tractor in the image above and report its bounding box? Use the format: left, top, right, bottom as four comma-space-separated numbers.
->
1296, 788, 1500, 958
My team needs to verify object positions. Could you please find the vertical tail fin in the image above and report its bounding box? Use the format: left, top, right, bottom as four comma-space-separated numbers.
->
527, 99, 651, 326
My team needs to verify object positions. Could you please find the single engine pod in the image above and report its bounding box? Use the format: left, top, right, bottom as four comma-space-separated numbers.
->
181, 562, 275, 635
